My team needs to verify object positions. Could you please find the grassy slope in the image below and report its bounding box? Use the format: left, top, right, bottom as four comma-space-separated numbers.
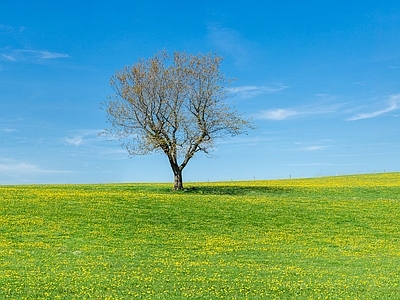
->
0, 173, 399, 299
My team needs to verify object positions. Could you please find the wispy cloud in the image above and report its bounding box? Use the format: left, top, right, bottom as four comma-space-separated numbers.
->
347, 94, 400, 121
257, 102, 342, 121
207, 24, 255, 66
257, 108, 301, 120
2, 54, 16, 61
0, 161, 70, 175
300, 145, 329, 151
65, 130, 102, 147
294, 139, 331, 151
229, 84, 289, 98
65, 136, 83, 147
284, 163, 334, 167
0, 24, 24, 35
40, 51, 69, 59
1, 49, 69, 63
0, 128, 17, 133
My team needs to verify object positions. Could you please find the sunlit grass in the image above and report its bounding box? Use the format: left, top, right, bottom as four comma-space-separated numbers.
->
0, 172, 399, 299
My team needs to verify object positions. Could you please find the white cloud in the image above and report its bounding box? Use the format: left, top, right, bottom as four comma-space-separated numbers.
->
229, 84, 289, 98
2, 54, 16, 61
1, 49, 69, 63
40, 51, 69, 59
0, 162, 40, 173
0, 162, 70, 175
65, 136, 83, 147
0, 128, 16, 133
257, 108, 300, 120
300, 145, 329, 151
257, 101, 343, 121
65, 130, 102, 147
294, 139, 331, 151
347, 94, 400, 121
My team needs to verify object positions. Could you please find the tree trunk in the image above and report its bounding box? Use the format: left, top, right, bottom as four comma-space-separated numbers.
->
173, 169, 183, 190
168, 156, 184, 190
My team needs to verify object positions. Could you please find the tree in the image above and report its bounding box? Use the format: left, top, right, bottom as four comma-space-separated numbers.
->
103, 51, 251, 190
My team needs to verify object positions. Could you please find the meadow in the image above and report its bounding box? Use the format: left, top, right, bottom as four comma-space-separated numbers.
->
0, 172, 399, 299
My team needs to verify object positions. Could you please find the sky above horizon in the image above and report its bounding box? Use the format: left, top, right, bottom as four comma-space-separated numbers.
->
1, 1, 400, 184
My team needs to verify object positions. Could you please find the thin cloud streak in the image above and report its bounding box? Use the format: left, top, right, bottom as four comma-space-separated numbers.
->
0, 162, 71, 175
1, 49, 69, 62
284, 163, 334, 167
2, 54, 16, 61
229, 84, 289, 98
0, 128, 17, 133
257, 108, 301, 120
65, 136, 83, 147
294, 140, 331, 151
257, 102, 344, 121
64, 130, 102, 147
300, 145, 329, 151
347, 94, 400, 121
40, 51, 69, 59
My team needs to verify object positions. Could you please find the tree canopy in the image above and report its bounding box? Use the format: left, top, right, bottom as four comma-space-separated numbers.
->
103, 51, 252, 189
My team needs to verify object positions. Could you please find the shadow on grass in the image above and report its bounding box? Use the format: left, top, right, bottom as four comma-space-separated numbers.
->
176, 185, 293, 195
106, 183, 293, 196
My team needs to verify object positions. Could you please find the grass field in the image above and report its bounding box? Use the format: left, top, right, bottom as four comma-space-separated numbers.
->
0, 173, 399, 299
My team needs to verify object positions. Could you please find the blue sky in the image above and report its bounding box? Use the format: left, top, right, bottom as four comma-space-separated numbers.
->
1, 1, 400, 184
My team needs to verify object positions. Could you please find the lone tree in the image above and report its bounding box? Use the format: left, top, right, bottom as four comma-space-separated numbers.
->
103, 51, 251, 190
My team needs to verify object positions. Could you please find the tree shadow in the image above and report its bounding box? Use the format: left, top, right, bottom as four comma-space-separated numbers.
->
178, 185, 292, 196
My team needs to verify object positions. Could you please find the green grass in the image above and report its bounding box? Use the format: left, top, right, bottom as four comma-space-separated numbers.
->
0, 173, 400, 299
